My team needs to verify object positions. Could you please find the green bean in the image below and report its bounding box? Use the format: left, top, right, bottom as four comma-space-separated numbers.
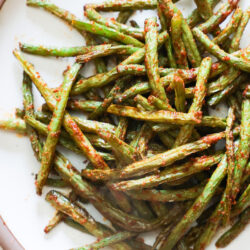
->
207, 68, 241, 95
116, 10, 134, 24
154, 201, 194, 249
168, 74, 186, 112
216, 207, 250, 248
84, 7, 144, 40
229, 7, 250, 53
148, 95, 175, 112
0, 118, 27, 133
46, 190, 130, 250
45, 178, 68, 188
64, 217, 89, 234
115, 117, 128, 141
135, 123, 154, 156
81, 31, 108, 91
76, 45, 140, 63
67, 100, 102, 112
173, 57, 212, 147
198, 0, 239, 34
227, 95, 242, 120
159, 0, 201, 67
91, 0, 157, 11
232, 88, 250, 200
27, 0, 144, 47
132, 199, 155, 219
81, 153, 222, 185
19, 43, 113, 57
106, 104, 201, 125
231, 184, 250, 217
194, 0, 213, 20
72, 117, 116, 134
36, 63, 81, 194
71, 31, 169, 96
145, 17, 168, 103
22, 72, 43, 160
195, 183, 250, 250
109, 153, 224, 191
126, 183, 205, 202
97, 128, 141, 167
134, 94, 156, 111
54, 153, 179, 232
157, 4, 177, 68
213, 8, 243, 45
223, 107, 236, 225
89, 76, 130, 120
208, 74, 248, 106
109, 131, 226, 180
159, 154, 228, 249
44, 211, 64, 234
187, 0, 220, 27
171, 10, 188, 69
13, 49, 109, 170
194, 28, 250, 73
74, 231, 136, 250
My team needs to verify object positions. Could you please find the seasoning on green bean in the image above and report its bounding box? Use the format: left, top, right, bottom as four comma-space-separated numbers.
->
216, 207, 250, 248
13, 49, 109, 170
173, 57, 212, 148
36, 62, 82, 194
223, 106, 236, 225
193, 27, 250, 73
27, 0, 144, 47
145, 17, 168, 103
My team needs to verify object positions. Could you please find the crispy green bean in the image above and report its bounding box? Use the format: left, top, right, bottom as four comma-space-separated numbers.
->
157, 4, 177, 68
223, 106, 236, 225
168, 74, 186, 112
232, 88, 250, 200
213, 8, 243, 45
71, 31, 169, 96
194, 0, 213, 20
0, 118, 27, 133
76, 45, 140, 63
19, 43, 113, 57
108, 131, 226, 180
126, 183, 205, 202
145, 17, 168, 102
116, 10, 134, 24
44, 211, 65, 234
13, 49, 109, 170
84, 7, 144, 40
107, 104, 201, 125
98, 128, 141, 167
173, 57, 212, 147
108, 153, 223, 190
54, 152, 180, 232
216, 207, 250, 248
36, 63, 81, 194
46, 190, 130, 250
88, 76, 130, 120
198, 0, 239, 33
159, 154, 228, 249
74, 231, 136, 250
171, 10, 188, 69
159, 0, 201, 67
193, 28, 250, 73
27, 0, 144, 47
229, 7, 250, 53
91, 0, 157, 11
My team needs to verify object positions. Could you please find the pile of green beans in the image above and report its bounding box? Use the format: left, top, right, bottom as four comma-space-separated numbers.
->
0, 0, 249, 249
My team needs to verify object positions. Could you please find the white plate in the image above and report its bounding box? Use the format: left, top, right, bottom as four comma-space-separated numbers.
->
0, 0, 249, 249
